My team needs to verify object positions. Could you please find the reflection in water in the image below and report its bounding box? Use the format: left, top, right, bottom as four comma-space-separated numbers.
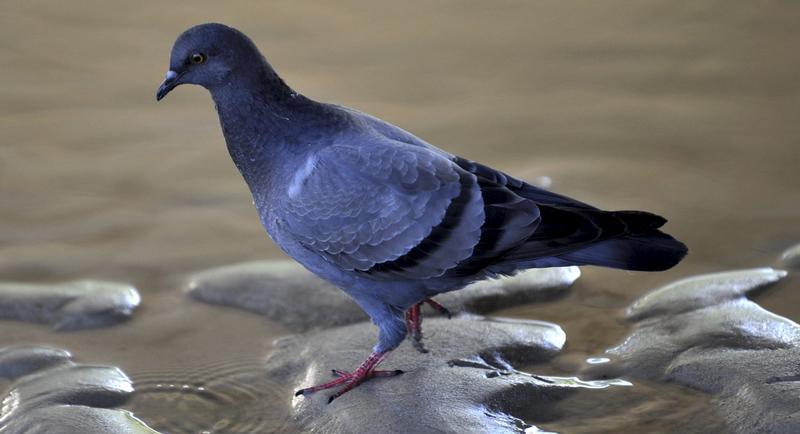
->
449, 353, 631, 387
534, 375, 632, 389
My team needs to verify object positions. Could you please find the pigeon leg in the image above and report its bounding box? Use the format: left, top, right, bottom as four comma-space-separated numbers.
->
405, 298, 452, 353
294, 351, 402, 403
331, 368, 400, 378
424, 298, 452, 319
405, 303, 427, 353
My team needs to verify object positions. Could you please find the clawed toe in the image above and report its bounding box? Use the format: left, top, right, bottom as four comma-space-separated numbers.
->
411, 331, 429, 353
295, 351, 401, 402
374, 369, 404, 377
331, 368, 402, 378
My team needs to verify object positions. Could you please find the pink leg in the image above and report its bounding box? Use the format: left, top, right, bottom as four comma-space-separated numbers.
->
424, 298, 452, 319
332, 369, 401, 378
405, 303, 427, 353
294, 351, 403, 403
405, 298, 452, 353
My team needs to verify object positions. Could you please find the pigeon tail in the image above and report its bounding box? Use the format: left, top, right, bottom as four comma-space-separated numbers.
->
493, 229, 687, 272
487, 205, 687, 274
553, 230, 688, 271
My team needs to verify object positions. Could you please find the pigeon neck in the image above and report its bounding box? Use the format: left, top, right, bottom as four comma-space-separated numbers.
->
209, 68, 317, 198
210, 63, 299, 124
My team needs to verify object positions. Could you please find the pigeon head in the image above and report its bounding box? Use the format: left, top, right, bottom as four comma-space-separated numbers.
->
156, 23, 272, 101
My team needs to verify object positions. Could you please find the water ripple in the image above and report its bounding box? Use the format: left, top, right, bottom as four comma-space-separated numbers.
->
127, 358, 291, 434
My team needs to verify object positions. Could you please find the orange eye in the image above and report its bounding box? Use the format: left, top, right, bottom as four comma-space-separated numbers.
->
190, 53, 206, 64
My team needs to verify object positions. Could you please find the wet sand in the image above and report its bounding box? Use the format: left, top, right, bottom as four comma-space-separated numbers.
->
1, 1, 798, 432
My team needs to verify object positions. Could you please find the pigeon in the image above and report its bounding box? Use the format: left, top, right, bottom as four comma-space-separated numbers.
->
157, 23, 687, 402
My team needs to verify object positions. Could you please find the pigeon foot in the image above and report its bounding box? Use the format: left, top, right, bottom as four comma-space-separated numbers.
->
294, 351, 402, 403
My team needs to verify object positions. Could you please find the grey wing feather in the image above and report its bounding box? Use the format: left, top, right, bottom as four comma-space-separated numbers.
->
279, 140, 485, 278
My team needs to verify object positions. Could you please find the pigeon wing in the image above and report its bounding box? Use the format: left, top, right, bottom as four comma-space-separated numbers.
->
279, 141, 486, 279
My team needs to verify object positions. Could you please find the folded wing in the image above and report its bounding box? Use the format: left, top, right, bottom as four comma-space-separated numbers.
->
279, 141, 487, 279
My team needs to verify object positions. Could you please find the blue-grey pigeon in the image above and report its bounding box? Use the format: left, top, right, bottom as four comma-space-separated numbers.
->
157, 23, 687, 402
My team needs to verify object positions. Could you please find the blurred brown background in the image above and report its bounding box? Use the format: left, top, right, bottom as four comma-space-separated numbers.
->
2, 1, 797, 290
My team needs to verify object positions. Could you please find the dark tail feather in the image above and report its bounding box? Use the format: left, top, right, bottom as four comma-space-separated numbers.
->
554, 230, 688, 271
610, 210, 666, 234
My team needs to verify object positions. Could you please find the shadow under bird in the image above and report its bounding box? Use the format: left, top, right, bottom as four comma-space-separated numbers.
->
157, 23, 688, 403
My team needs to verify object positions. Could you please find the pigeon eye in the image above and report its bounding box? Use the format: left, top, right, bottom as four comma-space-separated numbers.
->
190, 53, 206, 64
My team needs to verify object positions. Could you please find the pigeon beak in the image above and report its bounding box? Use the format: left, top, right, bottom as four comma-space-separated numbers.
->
156, 70, 182, 101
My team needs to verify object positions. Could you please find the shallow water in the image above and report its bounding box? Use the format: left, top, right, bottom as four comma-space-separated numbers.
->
0, 1, 798, 433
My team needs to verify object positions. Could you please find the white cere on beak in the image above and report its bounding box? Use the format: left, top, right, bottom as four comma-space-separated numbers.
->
165, 70, 178, 80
